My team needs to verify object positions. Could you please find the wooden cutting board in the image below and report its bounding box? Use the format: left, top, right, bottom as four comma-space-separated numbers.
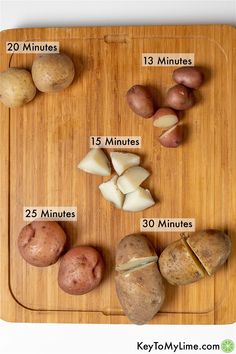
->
0, 25, 236, 324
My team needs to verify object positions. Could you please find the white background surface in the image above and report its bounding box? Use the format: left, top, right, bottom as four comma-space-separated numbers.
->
0, 1, 236, 354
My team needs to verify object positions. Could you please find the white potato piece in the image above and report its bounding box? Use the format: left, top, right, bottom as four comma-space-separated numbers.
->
117, 166, 150, 194
110, 152, 140, 175
78, 148, 111, 176
99, 175, 124, 209
123, 187, 155, 212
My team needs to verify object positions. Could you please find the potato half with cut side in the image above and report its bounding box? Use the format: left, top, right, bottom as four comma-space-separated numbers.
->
159, 238, 205, 285
115, 234, 165, 325
186, 229, 231, 276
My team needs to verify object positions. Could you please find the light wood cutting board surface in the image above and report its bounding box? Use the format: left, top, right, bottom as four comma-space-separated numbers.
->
0, 25, 236, 324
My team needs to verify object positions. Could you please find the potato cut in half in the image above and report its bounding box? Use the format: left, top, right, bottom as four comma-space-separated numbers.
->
123, 187, 155, 212
99, 175, 124, 209
159, 238, 205, 285
186, 229, 232, 276
117, 166, 150, 194
110, 152, 140, 176
78, 148, 111, 176
116, 233, 158, 272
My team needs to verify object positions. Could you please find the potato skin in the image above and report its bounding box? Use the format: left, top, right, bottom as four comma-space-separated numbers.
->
32, 53, 75, 92
173, 67, 204, 89
158, 124, 183, 148
0, 68, 36, 108
18, 221, 66, 267
186, 229, 231, 275
166, 84, 194, 110
58, 246, 105, 295
115, 262, 165, 324
116, 233, 156, 268
126, 85, 155, 118
159, 239, 205, 285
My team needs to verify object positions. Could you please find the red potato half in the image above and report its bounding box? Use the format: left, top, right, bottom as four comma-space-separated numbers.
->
126, 85, 155, 118
159, 124, 183, 148
166, 84, 195, 110
173, 67, 204, 89
153, 108, 179, 128
58, 246, 105, 295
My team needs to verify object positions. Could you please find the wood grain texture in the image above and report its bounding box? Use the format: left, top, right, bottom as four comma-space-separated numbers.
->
0, 25, 235, 324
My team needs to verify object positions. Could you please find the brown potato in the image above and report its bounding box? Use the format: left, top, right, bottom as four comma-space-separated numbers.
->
166, 84, 195, 110
159, 239, 205, 285
0, 68, 36, 108
158, 124, 183, 148
126, 85, 155, 118
173, 67, 204, 89
18, 221, 66, 267
116, 262, 165, 325
58, 246, 105, 295
116, 233, 157, 272
115, 234, 165, 324
186, 229, 231, 275
32, 53, 75, 92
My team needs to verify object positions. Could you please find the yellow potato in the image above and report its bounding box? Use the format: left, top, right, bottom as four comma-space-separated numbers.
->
186, 229, 231, 275
159, 238, 205, 285
32, 53, 75, 92
0, 68, 36, 108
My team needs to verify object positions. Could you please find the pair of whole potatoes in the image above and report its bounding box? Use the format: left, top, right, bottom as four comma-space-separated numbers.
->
0, 53, 75, 108
18, 221, 104, 295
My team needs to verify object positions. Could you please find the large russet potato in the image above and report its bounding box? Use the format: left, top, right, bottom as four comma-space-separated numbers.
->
0, 68, 36, 108
32, 53, 75, 92
115, 234, 165, 325
58, 246, 105, 295
186, 229, 232, 275
18, 221, 67, 267
159, 230, 231, 286
158, 239, 205, 285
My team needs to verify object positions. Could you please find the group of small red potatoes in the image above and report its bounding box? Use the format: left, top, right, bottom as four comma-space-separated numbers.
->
126, 66, 204, 147
18, 220, 231, 325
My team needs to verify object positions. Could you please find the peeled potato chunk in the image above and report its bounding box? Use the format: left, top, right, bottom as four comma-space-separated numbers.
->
123, 187, 155, 212
99, 175, 124, 209
78, 148, 111, 176
117, 166, 150, 194
110, 152, 140, 176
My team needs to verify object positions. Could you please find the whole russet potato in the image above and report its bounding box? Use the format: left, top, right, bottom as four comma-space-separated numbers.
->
159, 239, 205, 285
0, 68, 36, 108
18, 221, 66, 267
186, 229, 231, 275
166, 84, 195, 110
126, 85, 155, 118
32, 53, 75, 92
173, 67, 204, 89
58, 246, 105, 295
115, 234, 165, 324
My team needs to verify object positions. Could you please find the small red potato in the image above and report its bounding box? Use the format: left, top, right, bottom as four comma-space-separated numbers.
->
153, 107, 179, 128
58, 246, 105, 295
18, 221, 67, 267
159, 124, 183, 148
173, 67, 204, 89
126, 85, 155, 118
166, 84, 195, 110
